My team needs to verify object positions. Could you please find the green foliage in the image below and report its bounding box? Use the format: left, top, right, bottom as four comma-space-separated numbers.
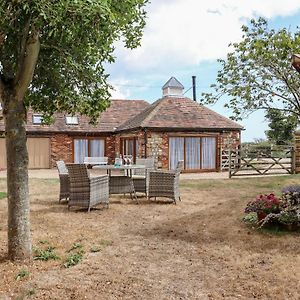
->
64, 252, 84, 268
64, 243, 84, 268
242, 212, 257, 224
201, 18, 300, 121
0, 0, 148, 121
33, 245, 60, 261
265, 109, 297, 144
15, 269, 29, 281
0, 191, 6, 199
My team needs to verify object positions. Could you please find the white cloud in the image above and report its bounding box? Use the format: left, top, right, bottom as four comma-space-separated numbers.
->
109, 79, 131, 99
115, 0, 300, 70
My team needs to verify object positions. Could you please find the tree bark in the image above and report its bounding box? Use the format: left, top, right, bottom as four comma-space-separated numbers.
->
4, 89, 31, 260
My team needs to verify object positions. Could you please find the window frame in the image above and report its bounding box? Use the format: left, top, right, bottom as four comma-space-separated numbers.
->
72, 137, 106, 163
168, 135, 218, 172
65, 115, 79, 125
32, 114, 43, 125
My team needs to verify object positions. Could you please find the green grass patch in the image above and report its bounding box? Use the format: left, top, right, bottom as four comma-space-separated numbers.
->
64, 243, 85, 268
33, 245, 60, 261
0, 191, 7, 199
64, 252, 84, 268
15, 269, 29, 281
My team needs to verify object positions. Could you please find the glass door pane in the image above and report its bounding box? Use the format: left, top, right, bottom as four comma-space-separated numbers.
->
201, 137, 216, 169
124, 139, 134, 156
185, 137, 201, 170
169, 137, 184, 170
74, 139, 88, 163
90, 139, 105, 157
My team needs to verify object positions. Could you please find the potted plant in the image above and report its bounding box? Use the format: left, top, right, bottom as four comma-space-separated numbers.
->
277, 211, 299, 231
258, 187, 300, 230
245, 193, 280, 222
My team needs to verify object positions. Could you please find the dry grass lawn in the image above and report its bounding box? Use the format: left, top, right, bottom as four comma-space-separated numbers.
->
0, 175, 299, 300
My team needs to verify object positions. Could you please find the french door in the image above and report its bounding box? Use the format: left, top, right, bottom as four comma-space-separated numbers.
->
169, 136, 217, 171
74, 138, 105, 163
120, 138, 138, 161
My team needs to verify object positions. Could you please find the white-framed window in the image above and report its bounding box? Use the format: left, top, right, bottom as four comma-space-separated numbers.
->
32, 114, 43, 124
65, 116, 79, 125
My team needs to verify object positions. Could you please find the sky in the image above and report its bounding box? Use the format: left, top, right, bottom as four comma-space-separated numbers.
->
106, 0, 300, 142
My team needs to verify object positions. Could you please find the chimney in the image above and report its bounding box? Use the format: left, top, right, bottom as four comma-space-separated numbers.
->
162, 77, 184, 97
192, 76, 196, 101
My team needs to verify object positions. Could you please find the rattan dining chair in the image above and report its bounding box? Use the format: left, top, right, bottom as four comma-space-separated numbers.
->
132, 157, 156, 195
66, 164, 109, 212
148, 160, 184, 204
56, 160, 70, 203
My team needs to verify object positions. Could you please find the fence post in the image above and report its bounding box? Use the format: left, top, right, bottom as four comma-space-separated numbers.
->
291, 146, 296, 174
229, 149, 232, 178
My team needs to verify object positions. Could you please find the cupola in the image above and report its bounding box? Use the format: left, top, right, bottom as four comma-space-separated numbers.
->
162, 77, 184, 97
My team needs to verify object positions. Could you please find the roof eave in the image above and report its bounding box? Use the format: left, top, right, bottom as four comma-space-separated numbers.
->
116, 126, 243, 133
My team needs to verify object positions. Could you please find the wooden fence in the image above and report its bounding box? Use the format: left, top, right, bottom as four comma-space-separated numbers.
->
228, 146, 295, 178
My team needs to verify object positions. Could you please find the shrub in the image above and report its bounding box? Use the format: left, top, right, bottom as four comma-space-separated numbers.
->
33, 246, 60, 261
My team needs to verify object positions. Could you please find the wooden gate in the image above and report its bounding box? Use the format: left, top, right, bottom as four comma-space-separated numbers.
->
229, 146, 295, 178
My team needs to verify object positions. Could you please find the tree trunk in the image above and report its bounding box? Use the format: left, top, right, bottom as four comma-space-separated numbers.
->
4, 91, 31, 260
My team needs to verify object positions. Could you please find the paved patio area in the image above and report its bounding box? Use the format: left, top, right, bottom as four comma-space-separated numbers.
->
0, 169, 229, 180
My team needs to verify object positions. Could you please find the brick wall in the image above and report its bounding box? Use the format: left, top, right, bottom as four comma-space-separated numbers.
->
50, 134, 116, 168
219, 131, 241, 150
146, 132, 168, 168
50, 134, 73, 168
105, 135, 116, 164
47, 130, 240, 171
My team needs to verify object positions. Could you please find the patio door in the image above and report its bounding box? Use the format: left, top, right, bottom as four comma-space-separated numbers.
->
185, 137, 201, 170
74, 138, 105, 163
169, 137, 184, 170
121, 138, 138, 161
169, 136, 217, 171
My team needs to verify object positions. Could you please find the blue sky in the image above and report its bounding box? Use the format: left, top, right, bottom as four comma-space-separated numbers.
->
106, 0, 300, 142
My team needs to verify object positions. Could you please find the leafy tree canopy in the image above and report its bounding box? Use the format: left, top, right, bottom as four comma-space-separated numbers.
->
265, 109, 297, 144
201, 18, 300, 121
0, 0, 148, 120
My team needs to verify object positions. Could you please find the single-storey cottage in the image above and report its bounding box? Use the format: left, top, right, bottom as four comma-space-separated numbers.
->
0, 77, 243, 172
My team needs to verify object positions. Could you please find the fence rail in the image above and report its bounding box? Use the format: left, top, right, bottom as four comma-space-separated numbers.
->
228, 147, 295, 178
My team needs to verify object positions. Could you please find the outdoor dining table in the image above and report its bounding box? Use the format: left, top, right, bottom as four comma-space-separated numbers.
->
93, 164, 146, 200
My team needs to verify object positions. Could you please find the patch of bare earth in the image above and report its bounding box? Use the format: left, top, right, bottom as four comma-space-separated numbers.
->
0, 176, 299, 300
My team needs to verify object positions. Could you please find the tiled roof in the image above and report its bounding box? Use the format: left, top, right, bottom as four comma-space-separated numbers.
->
117, 97, 243, 131
0, 100, 149, 133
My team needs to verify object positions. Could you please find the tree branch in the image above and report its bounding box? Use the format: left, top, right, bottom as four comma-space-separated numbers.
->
40, 43, 71, 56
14, 30, 40, 101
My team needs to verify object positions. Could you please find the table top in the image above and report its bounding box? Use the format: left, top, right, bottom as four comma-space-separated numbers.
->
93, 164, 146, 170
